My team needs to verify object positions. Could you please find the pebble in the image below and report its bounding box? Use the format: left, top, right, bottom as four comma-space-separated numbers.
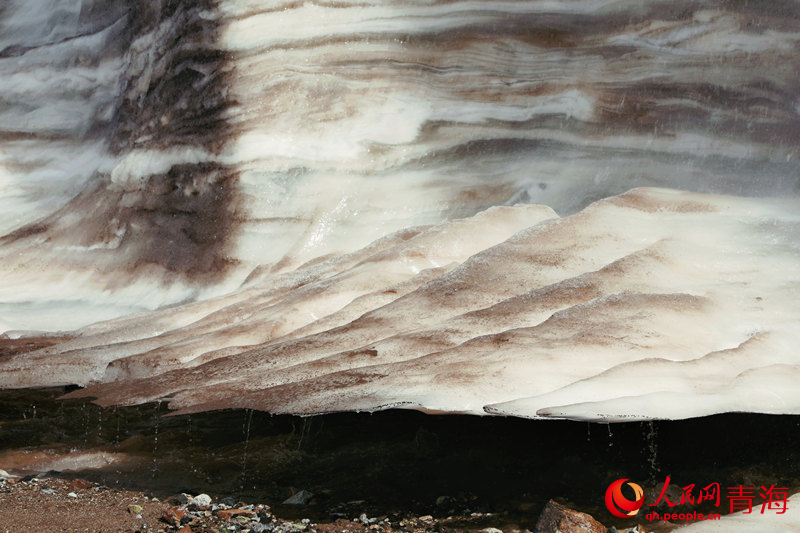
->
40, 488, 55, 495
175, 492, 194, 505
67, 492, 78, 498
194, 493, 213, 506
68, 479, 93, 491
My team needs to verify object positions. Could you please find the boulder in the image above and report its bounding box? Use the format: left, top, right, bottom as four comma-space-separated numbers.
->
534, 500, 606, 533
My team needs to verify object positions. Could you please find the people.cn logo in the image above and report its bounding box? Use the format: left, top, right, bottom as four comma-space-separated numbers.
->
606, 478, 645, 518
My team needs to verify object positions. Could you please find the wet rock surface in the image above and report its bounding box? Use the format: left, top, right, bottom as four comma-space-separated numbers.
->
533, 500, 606, 533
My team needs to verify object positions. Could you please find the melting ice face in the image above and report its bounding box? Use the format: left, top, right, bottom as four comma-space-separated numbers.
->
0, 0, 798, 421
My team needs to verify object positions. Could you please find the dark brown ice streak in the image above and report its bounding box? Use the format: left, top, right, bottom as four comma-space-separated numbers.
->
122, 163, 241, 278
106, 0, 241, 279
3, 0, 240, 281
110, 1, 236, 155
596, 80, 800, 141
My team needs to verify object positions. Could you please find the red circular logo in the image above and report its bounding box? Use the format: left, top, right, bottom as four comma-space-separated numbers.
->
605, 478, 644, 518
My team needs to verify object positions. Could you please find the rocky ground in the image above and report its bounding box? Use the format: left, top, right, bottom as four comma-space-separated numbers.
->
0, 473, 651, 533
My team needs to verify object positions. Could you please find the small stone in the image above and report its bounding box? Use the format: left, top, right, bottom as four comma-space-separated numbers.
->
217, 509, 256, 521
67, 492, 78, 498
40, 488, 55, 495
533, 500, 606, 533
251, 524, 272, 533
68, 479, 93, 491
162, 506, 190, 526
0, 469, 11, 479
220, 497, 236, 506
419, 515, 433, 522
282, 490, 314, 505
128, 504, 143, 514
481, 528, 503, 533
194, 493, 212, 506
174, 493, 194, 505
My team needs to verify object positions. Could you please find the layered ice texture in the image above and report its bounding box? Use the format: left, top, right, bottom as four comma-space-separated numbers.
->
0, 1, 799, 422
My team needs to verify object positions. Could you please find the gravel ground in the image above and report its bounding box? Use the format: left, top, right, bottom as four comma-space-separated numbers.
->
0, 475, 538, 533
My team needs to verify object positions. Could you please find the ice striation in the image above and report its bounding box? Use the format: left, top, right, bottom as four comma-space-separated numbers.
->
0, 187, 798, 424
0, 0, 799, 436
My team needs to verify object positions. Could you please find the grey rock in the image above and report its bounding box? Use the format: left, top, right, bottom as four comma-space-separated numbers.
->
174, 493, 194, 505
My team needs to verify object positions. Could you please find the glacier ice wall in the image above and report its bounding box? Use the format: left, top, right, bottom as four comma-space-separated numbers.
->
0, 0, 798, 421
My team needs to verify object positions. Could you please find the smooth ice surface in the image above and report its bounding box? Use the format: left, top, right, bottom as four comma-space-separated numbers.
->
0, 0, 798, 428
